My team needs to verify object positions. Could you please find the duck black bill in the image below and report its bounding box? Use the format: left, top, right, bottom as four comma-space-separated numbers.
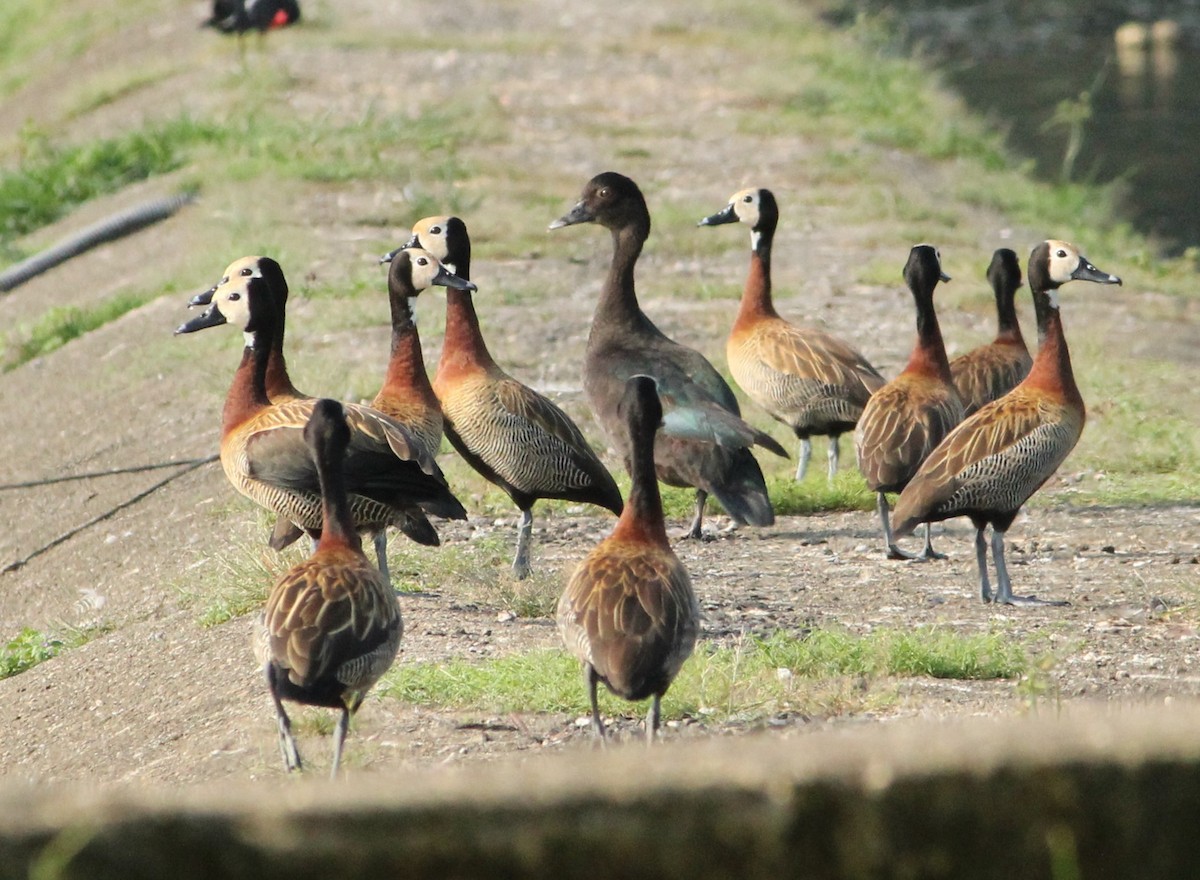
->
1072, 258, 1122, 286
175, 305, 228, 334
189, 285, 216, 307
433, 265, 477, 292
697, 204, 738, 227
548, 201, 594, 230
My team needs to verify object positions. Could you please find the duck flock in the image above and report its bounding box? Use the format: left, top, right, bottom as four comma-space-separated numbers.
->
176, 169, 1121, 777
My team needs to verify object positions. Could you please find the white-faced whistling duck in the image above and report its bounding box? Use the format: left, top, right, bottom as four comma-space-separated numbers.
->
175, 256, 467, 584
550, 172, 787, 540
256, 397, 402, 778
190, 257, 310, 553
399, 216, 624, 580
188, 255, 305, 404
203, 0, 300, 36
949, 248, 1033, 416
699, 187, 885, 482
893, 241, 1121, 606
854, 244, 965, 560
557, 375, 700, 744
372, 247, 470, 464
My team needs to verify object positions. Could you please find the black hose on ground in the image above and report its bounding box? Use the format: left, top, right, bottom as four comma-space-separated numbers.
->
0, 191, 196, 293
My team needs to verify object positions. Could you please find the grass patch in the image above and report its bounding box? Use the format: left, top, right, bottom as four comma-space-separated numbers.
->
0, 120, 210, 251
657, 469, 874, 521
177, 537, 298, 628
0, 625, 98, 680
767, 470, 876, 515
3, 289, 159, 372
386, 530, 561, 619
381, 625, 1028, 721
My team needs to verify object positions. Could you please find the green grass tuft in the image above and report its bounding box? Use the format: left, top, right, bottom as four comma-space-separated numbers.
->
386, 531, 562, 619
0, 625, 98, 680
766, 470, 876, 515
0, 120, 211, 247
177, 536, 296, 628
4, 290, 157, 371
381, 625, 1029, 722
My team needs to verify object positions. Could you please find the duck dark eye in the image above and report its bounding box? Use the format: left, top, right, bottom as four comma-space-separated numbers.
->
240, 267, 252, 276
221, 276, 229, 284
430, 226, 442, 235
1056, 249, 1068, 258
228, 292, 241, 301
598, 187, 610, 199
743, 195, 753, 203
417, 257, 429, 266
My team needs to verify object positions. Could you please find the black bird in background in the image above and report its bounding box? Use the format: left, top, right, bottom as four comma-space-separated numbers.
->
203, 0, 300, 36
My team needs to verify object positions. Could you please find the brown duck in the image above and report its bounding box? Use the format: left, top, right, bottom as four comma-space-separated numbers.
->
551, 172, 787, 539
893, 240, 1121, 606
372, 247, 460, 463
175, 256, 467, 582
949, 248, 1033, 415
558, 375, 700, 743
699, 186, 885, 482
399, 216, 623, 579
256, 397, 402, 778
854, 244, 964, 560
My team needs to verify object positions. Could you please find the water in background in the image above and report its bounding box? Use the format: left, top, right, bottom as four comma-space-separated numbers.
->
831, 2, 1200, 255
947, 28, 1200, 255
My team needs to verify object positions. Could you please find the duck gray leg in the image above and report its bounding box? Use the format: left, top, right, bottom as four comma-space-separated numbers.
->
267, 666, 302, 772
373, 532, 392, 585
512, 508, 534, 579
993, 529, 1069, 607
975, 527, 993, 603
586, 666, 607, 746
330, 706, 351, 780
684, 490, 708, 540
913, 523, 947, 561
646, 694, 661, 746
827, 435, 840, 482
879, 492, 918, 560
795, 438, 813, 482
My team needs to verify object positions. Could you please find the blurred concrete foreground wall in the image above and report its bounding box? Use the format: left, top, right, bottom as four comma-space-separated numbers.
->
1, 704, 1198, 879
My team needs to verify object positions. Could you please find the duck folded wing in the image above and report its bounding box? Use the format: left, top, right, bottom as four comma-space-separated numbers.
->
266, 560, 401, 690
894, 393, 1079, 532
344, 405, 436, 476
493, 377, 593, 449
857, 383, 961, 488
661, 400, 786, 456
754, 323, 883, 389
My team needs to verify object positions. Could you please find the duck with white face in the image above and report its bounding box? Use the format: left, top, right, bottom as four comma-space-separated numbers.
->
176, 255, 471, 581
893, 240, 1121, 607
698, 186, 885, 484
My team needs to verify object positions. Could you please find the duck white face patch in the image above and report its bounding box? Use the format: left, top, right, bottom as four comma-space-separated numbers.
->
1045, 239, 1079, 285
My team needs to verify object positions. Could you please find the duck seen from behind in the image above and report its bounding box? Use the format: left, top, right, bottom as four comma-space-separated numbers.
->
893, 241, 1121, 606
949, 248, 1033, 416
557, 376, 700, 744
551, 172, 787, 539
854, 244, 964, 560
257, 398, 402, 778
175, 256, 467, 581
698, 187, 885, 482
400, 216, 624, 580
